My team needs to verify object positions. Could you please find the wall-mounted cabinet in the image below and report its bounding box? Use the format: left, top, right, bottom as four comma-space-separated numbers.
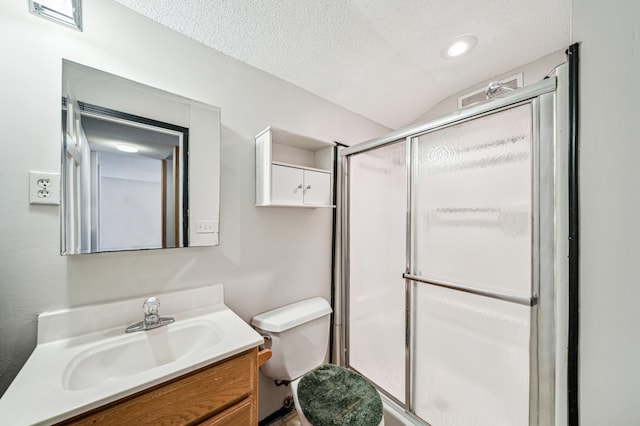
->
256, 127, 335, 207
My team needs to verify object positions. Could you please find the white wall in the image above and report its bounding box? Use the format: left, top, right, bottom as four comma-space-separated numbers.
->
572, 1, 640, 424
0, 0, 389, 419
98, 151, 162, 251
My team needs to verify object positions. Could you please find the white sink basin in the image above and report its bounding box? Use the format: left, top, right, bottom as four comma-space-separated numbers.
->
63, 318, 225, 391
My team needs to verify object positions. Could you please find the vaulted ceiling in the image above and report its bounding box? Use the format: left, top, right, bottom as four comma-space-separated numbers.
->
114, 0, 571, 129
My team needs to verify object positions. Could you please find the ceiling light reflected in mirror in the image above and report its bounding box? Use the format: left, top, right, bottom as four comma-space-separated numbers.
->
115, 144, 139, 153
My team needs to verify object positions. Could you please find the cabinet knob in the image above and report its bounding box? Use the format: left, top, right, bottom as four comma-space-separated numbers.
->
297, 184, 303, 189
306, 185, 311, 190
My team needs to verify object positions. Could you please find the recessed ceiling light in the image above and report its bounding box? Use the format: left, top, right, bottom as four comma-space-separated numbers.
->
116, 144, 138, 153
442, 35, 477, 59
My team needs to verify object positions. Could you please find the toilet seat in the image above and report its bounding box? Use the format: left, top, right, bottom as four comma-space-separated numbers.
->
291, 364, 384, 426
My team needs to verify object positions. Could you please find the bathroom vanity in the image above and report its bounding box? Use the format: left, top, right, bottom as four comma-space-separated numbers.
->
0, 285, 264, 425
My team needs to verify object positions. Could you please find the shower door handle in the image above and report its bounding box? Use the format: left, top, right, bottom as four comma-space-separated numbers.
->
403, 273, 537, 307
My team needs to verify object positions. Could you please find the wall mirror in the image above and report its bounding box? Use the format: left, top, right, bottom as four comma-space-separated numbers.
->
61, 60, 220, 255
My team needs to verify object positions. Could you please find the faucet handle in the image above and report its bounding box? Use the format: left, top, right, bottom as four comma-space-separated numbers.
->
143, 297, 160, 315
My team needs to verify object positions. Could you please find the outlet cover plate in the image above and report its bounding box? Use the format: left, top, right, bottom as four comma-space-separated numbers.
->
29, 171, 60, 205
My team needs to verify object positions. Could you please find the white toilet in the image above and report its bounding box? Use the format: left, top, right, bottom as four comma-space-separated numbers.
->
252, 297, 384, 426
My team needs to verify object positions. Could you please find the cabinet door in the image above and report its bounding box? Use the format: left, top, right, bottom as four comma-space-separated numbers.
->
303, 170, 331, 206
271, 165, 304, 205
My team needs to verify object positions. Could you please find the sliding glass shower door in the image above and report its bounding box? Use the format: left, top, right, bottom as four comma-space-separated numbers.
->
343, 77, 565, 426
410, 104, 535, 425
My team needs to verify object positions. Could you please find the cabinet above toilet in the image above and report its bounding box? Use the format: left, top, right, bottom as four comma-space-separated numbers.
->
255, 127, 335, 208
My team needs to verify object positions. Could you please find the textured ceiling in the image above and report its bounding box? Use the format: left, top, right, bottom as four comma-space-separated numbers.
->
113, 0, 570, 130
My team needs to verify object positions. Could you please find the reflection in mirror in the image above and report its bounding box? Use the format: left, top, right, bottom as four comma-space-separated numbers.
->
62, 102, 189, 252
61, 60, 221, 255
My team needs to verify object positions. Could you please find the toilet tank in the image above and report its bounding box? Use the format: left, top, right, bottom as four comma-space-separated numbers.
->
251, 297, 332, 381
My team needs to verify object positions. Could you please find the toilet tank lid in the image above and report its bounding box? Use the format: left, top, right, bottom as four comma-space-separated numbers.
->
251, 297, 332, 332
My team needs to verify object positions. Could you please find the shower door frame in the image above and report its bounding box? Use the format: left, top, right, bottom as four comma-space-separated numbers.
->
340, 74, 568, 425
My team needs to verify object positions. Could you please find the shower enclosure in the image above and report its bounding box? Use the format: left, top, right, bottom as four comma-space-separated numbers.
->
341, 65, 569, 425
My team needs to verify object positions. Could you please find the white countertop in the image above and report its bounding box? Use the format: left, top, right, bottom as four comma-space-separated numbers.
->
0, 284, 263, 425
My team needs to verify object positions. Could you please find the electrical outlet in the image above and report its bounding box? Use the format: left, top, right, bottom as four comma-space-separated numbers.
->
196, 220, 218, 234
29, 172, 60, 205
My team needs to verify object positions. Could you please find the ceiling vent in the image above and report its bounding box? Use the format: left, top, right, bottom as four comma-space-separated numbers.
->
458, 73, 523, 109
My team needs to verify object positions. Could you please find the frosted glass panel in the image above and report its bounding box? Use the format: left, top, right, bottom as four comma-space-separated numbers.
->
348, 141, 406, 402
413, 284, 531, 425
413, 104, 533, 297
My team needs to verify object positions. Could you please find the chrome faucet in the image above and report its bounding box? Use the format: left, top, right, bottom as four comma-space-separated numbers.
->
125, 297, 175, 333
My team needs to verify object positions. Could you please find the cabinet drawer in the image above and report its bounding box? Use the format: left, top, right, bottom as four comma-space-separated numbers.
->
198, 397, 253, 426
63, 349, 257, 425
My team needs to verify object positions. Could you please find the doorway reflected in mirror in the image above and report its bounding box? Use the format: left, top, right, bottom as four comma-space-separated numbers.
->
61, 101, 188, 252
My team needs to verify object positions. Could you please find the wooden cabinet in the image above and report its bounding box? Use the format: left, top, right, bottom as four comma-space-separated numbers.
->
59, 348, 258, 426
256, 126, 335, 207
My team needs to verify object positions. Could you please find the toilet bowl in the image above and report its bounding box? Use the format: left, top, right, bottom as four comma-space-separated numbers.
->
252, 298, 384, 426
